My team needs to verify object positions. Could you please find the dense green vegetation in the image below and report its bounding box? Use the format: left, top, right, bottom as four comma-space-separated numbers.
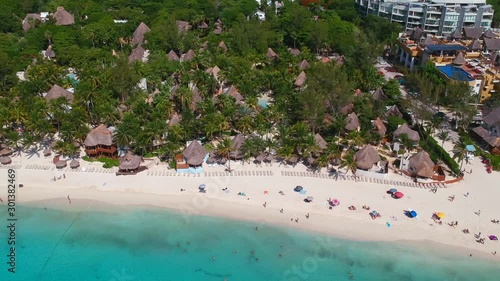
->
417, 125, 461, 176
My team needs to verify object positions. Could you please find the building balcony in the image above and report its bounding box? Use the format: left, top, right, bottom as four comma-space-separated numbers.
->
85, 145, 118, 158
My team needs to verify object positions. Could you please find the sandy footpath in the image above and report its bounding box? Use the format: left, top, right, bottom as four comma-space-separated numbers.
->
1, 151, 499, 260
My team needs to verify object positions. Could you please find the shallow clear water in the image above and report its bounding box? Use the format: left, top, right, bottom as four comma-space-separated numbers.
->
0, 204, 499, 281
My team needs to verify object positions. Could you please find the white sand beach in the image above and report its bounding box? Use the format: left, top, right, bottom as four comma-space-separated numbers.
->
1, 151, 500, 260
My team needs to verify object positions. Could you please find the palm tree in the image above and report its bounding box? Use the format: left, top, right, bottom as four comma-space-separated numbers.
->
452, 140, 468, 171
339, 152, 357, 176
300, 134, 320, 159
217, 138, 234, 171
332, 114, 347, 145
315, 154, 329, 173
437, 130, 451, 148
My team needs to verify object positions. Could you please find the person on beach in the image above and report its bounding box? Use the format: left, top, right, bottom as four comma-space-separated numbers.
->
449, 195, 455, 202
0, 198, 3, 203
63, 173, 66, 179
280, 208, 284, 213
67, 195, 71, 204
263, 202, 267, 208
305, 213, 310, 219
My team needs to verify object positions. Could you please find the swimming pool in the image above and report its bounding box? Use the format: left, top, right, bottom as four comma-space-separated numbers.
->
436, 65, 473, 82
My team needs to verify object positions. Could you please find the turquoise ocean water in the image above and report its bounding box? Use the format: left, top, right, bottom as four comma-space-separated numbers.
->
0, 204, 499, 281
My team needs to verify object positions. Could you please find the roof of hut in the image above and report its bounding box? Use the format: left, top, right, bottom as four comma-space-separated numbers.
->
218, 41, 228, 52
288, 48, 300, 56
53, 7, 74, 26
182, 141, 208, 166
84, 124, 114, 146
266, 48, 278, 59
294, 71, 307, 87
182, 49, 196, 61
224, 85, 244, 102
131, 22, 151, 45
128, 46, 145, 63
373, 117, 387, 136
345, 112, 360, 131
45, 85, 73, 102
386, 105, 403, 118
393, 124, 420, 142
298, 59, 309, 70
45, 45, 56, 58
119, 151, 142, 170
452, 52, 466, 65
23, 13, 41, 31
314, 134, 327, 150
167, 50, 180, 61
408, 150, 435, 178
354, 145, 381, 170
373, 88, 387, 100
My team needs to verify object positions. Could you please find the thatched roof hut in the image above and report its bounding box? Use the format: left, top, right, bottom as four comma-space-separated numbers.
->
182, 49, 196, 61
288, 48, 300, 56
190, 84, 202, 110
43, 148, 52, 156
264, 154, 274, 162
70, 159, 80, 169
199, 21, 208, 29
266, 48, 278, 59
84, 124, 113, 147
0, 148, 13, 156
393, 124, 420, 142
128, 46, 145, 63
55, 160, 67, 169
354, 145, 381, 170
229, 134, 245, 159
373, 88, 387, 100
0, 156, 12, 165
45, 85, 73, 102
224, 85, 244, 102
408, 150, 434, 178
45, 45, 56, 58
168, 112, 181, 126
298, 59, 309, 70
340, 103, 354, 115
218, 41, 228, 52
294, 71, 306, 87
373, 117, 387, 136
386, 105, 403, 118
452, 52, 466, 66
314, 134, 327, 150
119, 151, 142, 170
182, 141, 208, 166
176, 20, 191, 32
53, 7, 74, 26
167, 50, 180, 61
131, 22, 151, 45
353, 89, 363, 97
255, 153, 265, 162
23, 13, 41, 31
345, 112, 360, 131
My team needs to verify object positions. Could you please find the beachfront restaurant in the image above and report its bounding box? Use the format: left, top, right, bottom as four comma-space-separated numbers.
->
403, 150, 446, 181
117, 151, 143, 175
176, 140, 208, 173
353, 145, 388, 179
84, 124, 118, 158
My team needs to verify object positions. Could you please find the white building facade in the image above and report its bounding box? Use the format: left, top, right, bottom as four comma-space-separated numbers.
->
355, 0, 494, 36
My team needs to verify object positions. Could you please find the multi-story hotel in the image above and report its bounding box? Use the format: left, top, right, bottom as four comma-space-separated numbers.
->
355, 0, 494, 36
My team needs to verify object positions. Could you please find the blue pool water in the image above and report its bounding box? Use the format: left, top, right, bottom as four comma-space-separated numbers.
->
258, 98, 268, 108
437, 65, 474, 82
0, 204, 499, 281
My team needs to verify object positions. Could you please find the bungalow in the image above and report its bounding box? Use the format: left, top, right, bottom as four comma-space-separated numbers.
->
176, 140, 209, 173
473, 107, 500, 154
53, 7, 74, 26
45, 85, 74, 103
393, 124, 420, 142
345, 112, 360, 132
403, 150, 445, 180
229, 134, 245, 160
118, 151, 143, 174
130, 22, 151, 46
84, 124, 118, 158
354, 145, 381, 171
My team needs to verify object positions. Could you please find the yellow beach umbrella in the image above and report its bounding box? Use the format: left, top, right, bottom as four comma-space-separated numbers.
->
436, 212, 445, 219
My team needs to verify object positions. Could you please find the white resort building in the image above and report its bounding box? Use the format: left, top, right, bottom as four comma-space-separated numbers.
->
355, 0, 494, 36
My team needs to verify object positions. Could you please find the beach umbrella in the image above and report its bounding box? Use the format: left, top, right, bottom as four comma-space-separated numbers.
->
305, 196, 314, 202
69, 159, 80, 169
389, 188, 397, 194
43, 147, 52, 156
394, 191, 404, 199
488, 235, 498, 241
436, 212, 445, 219
410, 210, 417, 218
294, 186, 303, 192
199, 184, 206, 190
466, 145, 476, 152
0, 148, 13, 156
55, 160, 67, 169
0, 156, 12, 165
330, 198, 340, 206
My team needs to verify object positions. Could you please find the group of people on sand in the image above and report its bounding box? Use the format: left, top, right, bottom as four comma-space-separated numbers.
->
53, 174, 66, 181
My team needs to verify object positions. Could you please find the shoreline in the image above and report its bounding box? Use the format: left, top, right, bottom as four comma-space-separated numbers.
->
14, 186, 499, 262
2, 151, 500, 264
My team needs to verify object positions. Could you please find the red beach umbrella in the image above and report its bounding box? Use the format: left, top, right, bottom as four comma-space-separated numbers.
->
394, 192, 404, 199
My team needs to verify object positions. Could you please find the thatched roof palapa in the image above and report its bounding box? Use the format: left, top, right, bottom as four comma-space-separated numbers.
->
70, 159, 80, 169
169, 112, 181, 126
119, 151, 142, 170
452, 52, 466, 65
229, 134, 245, 159
354, 145, 381, 170
340, 103, 354, 115
373, 117, 387, 136
23, 13, 41, 31
314, 134, 327, 150
53, 7, 74, 26
393, 124, 420, 142
483, 29, 496, 39
266, 48, 278, 59
182, 49, 196, 61
288, 48, 300, 56
128, 46, 145, 63
345, 112, 360, 131
43, 148, 52, 156
0, 156, 12, 165
353, 89, 363, 97
224, 85, 244, 102
167, 50, 180, 61
294, 71, 306, 87
131, 22, 151, 45
55, 160, 67, 169
176, 20, 191, 33
45, 45, 56, 58
182, 141, 208, 166
408, 150, 435, 178
45, 85, 73, 102
386, 105, 403, 118
298, 60, 309, 70
218, 41, 228, 52
373, 88, 387, 100
84, 124, 113, 147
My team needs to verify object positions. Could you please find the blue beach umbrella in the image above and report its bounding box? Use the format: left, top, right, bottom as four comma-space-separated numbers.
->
466, 145, 476, 152
199, 184, 206, 190
294, 186, 304, 192
389, 188, 398, 194
410, 210, 417, 218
